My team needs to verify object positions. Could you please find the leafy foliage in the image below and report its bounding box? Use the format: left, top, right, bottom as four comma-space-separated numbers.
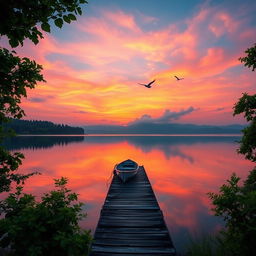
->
0, 0, 88, 47
0, 178, 91, 255
0, 48, 45, 192
208, 169, 256, 256
233, 93, 256, 162
237, 121, 256, 162
206, 43, 256, 256
0, 1, 91, 255
239, 44, 256, 71
0, 147, 39, 193
0, 48, 45, 123
233, 93, 256, 122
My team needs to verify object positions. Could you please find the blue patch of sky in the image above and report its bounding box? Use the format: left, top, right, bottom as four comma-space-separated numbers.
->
211, 36, 236, 49
224, 65, 246, 75
84, 0, 203, 31
209, 0, 255, 10
46, 53, 91, 71
238, 1, 256, 27
48, 0, 255, 43
197, 0, 242, 14
208, 0, 256, 24
47, 19, 87, 42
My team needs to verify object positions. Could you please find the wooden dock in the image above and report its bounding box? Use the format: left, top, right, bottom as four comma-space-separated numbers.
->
89, 166, 176, 255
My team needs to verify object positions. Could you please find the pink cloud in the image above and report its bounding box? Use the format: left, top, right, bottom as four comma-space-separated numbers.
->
9, 4, 255, 125
103, 10, 140, 32
209, 12, 239, 37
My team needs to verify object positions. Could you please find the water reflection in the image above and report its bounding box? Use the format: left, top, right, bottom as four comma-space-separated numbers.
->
2, 135, 84, 150
3, 135, 253, 254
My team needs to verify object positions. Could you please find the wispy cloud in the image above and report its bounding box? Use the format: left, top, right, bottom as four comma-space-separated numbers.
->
73, 110, 88, 114
11, 1, 256, 125
215, 107, 225, 111
28, 97, 47, 103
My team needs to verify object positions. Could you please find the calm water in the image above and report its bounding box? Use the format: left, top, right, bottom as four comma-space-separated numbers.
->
3, 135, 254, 254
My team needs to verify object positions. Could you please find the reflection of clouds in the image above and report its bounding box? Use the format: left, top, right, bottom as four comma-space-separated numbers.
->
160, 193, 221, 232
8, 135, 254, 254
163, 146, 194, 163
138, 142, 194, 162
84, 136, 196, 161
121, 136, 238, 162
6, 135, 240, 150
156, 190, 223, 254
26, 166, 60, 179
6, 135, 241, 164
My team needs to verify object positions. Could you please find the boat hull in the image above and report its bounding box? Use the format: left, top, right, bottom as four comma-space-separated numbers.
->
114, 159, 139, 183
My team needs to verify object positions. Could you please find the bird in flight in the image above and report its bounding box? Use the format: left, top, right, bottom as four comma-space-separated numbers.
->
174, 75, 184, 81
138, 79, 156, 88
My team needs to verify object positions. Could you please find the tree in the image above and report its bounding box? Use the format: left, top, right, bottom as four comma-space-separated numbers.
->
208, 169, 256, 256
0, 0, 87, 193
233, 44, 256, 162
238, 43, 256, 71
0, 178, 91, 255
0, 0, 91, 254
232, 44, 256, 162
0, 48, 45, 192
208, 44, 256, 256
0, 0, 88, 47
233, 93, 256, 162
0, 0, 88, 193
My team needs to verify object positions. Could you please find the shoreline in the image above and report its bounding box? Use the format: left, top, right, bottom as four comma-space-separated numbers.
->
14, 133, 242, 137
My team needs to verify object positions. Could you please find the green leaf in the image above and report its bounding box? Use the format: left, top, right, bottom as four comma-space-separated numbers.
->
41, 23, 51, 33
68, 14, 77, 21
63, 15, 71, 24
31, 35, 39, 45
9, 38, 19, 48
76, 7, 82, 15
54, 18, 63, 28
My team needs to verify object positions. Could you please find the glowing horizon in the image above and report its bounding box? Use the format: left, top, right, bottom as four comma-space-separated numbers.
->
2, 0, 255, 126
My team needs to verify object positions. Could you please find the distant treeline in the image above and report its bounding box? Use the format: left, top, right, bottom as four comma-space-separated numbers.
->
3, 135, 84, 150
4, 119, 84, 135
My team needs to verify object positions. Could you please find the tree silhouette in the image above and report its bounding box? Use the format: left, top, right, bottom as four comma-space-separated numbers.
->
0, 1, 91, 254
208, 44, 256, 256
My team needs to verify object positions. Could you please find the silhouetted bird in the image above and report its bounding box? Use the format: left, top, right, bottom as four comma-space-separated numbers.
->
174, 75, 184, 81
138, 79, 156, 88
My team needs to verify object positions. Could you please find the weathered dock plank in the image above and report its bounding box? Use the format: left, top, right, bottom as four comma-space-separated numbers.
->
89, 166, 176, 255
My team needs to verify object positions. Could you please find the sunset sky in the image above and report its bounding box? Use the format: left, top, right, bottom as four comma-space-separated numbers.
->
3, 0, 256, 126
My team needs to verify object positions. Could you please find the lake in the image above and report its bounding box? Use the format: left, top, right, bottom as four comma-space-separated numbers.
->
3, 135, 254, 254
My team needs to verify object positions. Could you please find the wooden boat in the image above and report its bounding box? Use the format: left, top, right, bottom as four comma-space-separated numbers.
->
114, 159, 139, 183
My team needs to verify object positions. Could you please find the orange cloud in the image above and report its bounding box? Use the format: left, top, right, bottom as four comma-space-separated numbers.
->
8, 4, 254, 125
14, 137, 254, 233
